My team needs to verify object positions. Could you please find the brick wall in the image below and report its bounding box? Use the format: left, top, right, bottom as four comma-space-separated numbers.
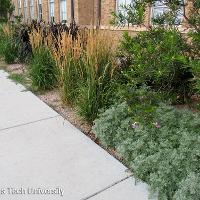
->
11, 0, 192, 32
12, 0, 17, 16
54, 0, 59, 22
100, 0, 115, 26
77, 0, 96, 26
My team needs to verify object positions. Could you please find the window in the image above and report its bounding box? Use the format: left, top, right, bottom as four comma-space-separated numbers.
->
116, 0, 132, 14
38, 0, 42, 21
116, 0, 136, 25
60, 0, 67, 23
152, 0, 184, 24
18, 0, 22, 15
30, 0, 34, 19
49, 0, 55, 22
24, 0, 28, 20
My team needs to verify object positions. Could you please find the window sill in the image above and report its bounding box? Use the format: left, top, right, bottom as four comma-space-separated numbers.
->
100, 25, 148, 32
99, 25, 191, 33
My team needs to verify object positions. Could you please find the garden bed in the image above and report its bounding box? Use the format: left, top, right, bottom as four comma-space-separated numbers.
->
0, 14, 199, 199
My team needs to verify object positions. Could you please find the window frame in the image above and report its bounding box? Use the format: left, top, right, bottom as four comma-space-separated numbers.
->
116, 0, 133, 14
49, 0, 55, 22
115, 0, 134, 26
38, 0, 43, 21
60, 0, 67, 23
151, 0, 184, 25
30, 0, 34, 19
24, 0, 28, 20
18, 0, 22, 15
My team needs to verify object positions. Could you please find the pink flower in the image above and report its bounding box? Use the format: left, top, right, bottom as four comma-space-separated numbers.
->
153, 122, 161, 129
131, 122, 139, 129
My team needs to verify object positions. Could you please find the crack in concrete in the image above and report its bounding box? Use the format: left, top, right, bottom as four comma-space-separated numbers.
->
0, 115, 60, 132
81, 175, 133, 200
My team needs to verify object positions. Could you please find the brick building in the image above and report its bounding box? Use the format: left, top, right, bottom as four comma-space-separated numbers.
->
11, 0, 191, 30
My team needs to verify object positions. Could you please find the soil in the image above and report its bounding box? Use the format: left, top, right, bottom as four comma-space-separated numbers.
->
175, 94, 200, 113
6, 63, 26, 74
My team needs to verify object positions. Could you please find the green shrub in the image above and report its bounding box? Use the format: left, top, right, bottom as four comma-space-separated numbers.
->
3, 37, 18, 64
191, 59, 200, 92
0, 23, 18, 63
189, 31, 200, 56
29, 47, 58, 91
120, 85, 165, 123
119, 28, 193, 102
93, 102, 200, 199
0, 26, 4, 57
0, 23, 32, 63
13, 24, 33, 63
189, 30, 200, 94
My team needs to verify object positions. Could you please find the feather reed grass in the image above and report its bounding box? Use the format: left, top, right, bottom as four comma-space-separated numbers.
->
29, 27, 118, 121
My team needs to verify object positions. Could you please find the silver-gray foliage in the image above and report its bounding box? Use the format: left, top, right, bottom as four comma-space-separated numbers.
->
93, 103, 200, 199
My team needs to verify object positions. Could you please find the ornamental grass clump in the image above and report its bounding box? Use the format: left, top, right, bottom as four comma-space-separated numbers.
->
28, 22, 118, 120
29, 46, 58, 91
28, 27, 57, 91
51, 31, 83, 103
76, 30, 117, 121
28, 21, 80, 93
28, 25, 118, 120
29, 26, 55, 52
51, 30, 117, 121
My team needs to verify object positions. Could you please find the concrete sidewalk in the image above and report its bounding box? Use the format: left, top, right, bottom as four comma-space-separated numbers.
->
0, 70, 150, 200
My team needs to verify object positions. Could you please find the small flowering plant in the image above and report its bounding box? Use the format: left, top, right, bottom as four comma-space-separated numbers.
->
131, 122, 139, 129
153, 122, 161, 129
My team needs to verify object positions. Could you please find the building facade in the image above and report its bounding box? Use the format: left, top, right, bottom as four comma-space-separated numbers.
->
11, 0, 192, 29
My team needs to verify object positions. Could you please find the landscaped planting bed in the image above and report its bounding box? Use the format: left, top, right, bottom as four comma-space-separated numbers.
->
0, 2, 199, 198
